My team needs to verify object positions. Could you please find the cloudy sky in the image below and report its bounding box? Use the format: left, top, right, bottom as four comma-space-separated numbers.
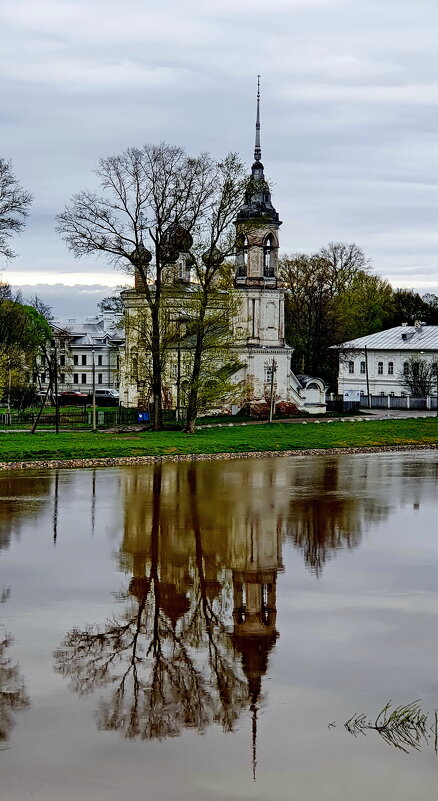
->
1, 0, 438, 318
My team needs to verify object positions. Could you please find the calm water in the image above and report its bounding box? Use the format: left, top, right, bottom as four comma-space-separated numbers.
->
1, 452, 438, 800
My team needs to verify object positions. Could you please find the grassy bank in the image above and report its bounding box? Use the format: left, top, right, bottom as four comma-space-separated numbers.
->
0, 417, 437, 464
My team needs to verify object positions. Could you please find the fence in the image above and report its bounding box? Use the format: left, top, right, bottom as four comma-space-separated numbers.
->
0, 407, 141, 429
326, 394, 437, 412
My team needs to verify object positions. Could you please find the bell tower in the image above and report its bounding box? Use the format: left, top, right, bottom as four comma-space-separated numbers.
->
235, 77, 282, 289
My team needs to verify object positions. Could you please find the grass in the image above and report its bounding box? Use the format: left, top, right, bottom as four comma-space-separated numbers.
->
0, 417, 437, 463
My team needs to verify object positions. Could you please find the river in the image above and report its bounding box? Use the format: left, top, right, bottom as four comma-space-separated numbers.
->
1, 451, 438, 800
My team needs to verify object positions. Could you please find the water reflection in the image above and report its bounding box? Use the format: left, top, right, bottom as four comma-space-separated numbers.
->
0, 589, 29, 744
0, 473, 52, 550
54, 454, 431, 757
55, 463, 281, 755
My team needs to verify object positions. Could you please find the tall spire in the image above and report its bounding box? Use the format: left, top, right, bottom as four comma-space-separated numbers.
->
254, 75, 261, 163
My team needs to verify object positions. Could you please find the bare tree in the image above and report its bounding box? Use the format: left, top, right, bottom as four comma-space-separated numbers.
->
0, 158, 32, 259
183, 153, 247, 431
56, 144, 224, 430
399, 356, 438, 398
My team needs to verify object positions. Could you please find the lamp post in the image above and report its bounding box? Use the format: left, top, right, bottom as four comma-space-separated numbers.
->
269, 358, 277, 423
53, 343, 59, 434
92, 349, 97, 432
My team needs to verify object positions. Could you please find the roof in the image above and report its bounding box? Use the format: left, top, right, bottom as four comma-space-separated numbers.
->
334, 325, 438, 351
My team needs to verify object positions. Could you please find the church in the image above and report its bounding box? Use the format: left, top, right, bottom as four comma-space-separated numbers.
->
121, 83, 326, 416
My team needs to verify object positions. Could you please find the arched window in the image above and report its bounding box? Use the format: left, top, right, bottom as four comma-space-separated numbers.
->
377, 361, 383, 375
360, 361, 366, 374
348, 361, 354, 374
403, 361, 409, 375
263, 234, 275, 277
388, 361, 394, 375
236, 235, 248, 277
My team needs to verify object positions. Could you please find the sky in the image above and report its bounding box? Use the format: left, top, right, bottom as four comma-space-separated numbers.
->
1, 0, 438, 318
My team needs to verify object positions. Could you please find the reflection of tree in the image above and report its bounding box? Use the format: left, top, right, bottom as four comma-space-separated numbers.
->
54, 465, 248, 741
0, 589, 30, 743
285, 459, 392, 576
0, 473, 52, 551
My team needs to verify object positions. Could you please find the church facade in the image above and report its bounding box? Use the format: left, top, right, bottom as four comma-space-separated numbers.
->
120, 84, 326, 415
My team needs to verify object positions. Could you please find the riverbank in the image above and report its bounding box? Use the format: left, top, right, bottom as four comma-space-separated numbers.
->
1, 417, 438, 470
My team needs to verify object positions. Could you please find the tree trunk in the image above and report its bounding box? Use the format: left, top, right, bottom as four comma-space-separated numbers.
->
150, 304, 163, 430
185, 302, 206, 433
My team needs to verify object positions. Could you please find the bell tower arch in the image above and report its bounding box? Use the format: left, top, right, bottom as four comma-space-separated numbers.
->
235, 76, 282, 290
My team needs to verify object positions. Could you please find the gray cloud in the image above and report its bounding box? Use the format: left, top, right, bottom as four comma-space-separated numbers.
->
11, 283, 118, 319
1, 0, 438, 293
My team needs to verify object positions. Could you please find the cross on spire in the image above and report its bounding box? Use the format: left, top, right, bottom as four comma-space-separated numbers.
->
254, 75, 261, 163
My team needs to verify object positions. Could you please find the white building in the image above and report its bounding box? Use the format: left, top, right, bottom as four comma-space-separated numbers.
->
35, 314, 124, 394
335, 323, 438, 400
121, 86, 326, 415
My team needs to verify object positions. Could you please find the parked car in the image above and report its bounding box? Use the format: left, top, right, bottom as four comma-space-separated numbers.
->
58, 391, 89, 406
93, 388, 120, 407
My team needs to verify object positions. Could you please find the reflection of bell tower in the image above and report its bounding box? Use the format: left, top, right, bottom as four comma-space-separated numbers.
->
231, 521, 281, 780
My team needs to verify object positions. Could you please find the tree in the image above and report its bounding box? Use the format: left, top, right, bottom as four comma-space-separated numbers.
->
280, 243, 394, 385
57, 143, 225, 430
0, 158, 32, 259
383, 289, 438, 328
0, 285, 52, 408
98, 293, 124, 314
399, 356, 438, 398
335, 271, 393, 340
182, 153, 247, 432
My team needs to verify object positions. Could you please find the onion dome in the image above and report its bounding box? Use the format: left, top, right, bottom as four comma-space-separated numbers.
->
202, 247, 223, 266
130, 242, 152, 267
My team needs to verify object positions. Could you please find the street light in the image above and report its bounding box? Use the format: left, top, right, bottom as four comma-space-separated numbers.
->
52, 342, 59, 434
269, 358, 277, 423
92, 349, 97, 432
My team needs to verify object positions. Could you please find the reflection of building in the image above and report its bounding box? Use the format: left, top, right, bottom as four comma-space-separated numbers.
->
120, 461, 284, 763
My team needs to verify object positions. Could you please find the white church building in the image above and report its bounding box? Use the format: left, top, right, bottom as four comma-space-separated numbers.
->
121, 86, 326, 415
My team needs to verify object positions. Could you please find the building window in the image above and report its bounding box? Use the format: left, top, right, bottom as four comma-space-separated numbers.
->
81, 374, 87, 384
403, 362, 409, 375
73, 355, 78, 365
348, 361, 354, 374
40, 373, 46, 384
377, 362, 383, 375
60, 373, 65, 383
98, 355, 103, 366
98, 373, 103, 384
60, 354, 65, 367
360, 361, 366, 374
82, 355, 87, 365
73, 373, 78, 384
266, 365, 273, 382
263, 235, 275, 277
388, 362, 394, 375
32, 373, 37, 383
237, 235, 249, 277
380, 391, 385, 396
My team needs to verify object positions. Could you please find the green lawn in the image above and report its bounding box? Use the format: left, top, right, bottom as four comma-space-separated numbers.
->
0, 418, 437, 463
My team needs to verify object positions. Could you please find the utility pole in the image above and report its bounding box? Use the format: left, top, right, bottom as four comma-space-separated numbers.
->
364, 346, 371, 408
53, 343, 59, 434
92, 349, 97, 432
269, 358, 277, 423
